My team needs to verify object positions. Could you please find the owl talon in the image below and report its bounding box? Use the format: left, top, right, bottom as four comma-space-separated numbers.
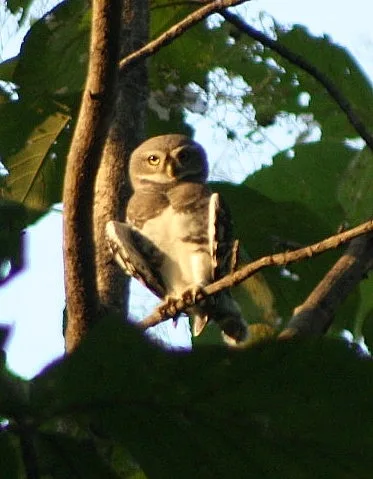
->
181, 285, 206, 307
158, 295, 180, 319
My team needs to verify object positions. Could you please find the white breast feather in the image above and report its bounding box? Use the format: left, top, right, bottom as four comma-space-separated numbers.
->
140, 205, 212, 296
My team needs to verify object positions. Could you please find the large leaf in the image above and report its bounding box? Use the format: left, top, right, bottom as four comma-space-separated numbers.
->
0, 56, 18, 83
218, 20, 373, 141
357, 276, 373, 351
35, 433, 124, 479
248, 23, 373, 140
212, 141, 359, 329
26, 317, 373, 478
0, 433, 23, 479
212, 182, 343, 326
0, 98, 70, 217
276, 25, 373, 139
246, 142, 354, 226
150, 3, 217, 90
338, 146, 373, 224
0, 2, 88, 223
0, 200, 27, 284
13, 0, 90, 101
149, 4, 258, 136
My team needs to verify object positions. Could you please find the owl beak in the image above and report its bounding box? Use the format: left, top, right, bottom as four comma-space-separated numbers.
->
166, 162, 175, 178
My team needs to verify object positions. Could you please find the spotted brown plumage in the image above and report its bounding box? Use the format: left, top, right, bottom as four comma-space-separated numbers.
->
106, 134, 248, 345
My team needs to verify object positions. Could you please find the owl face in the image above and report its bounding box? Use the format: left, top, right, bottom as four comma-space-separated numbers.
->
129, 134, 208, 190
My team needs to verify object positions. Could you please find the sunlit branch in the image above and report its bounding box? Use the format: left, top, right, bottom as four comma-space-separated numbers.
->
138, 219, 373, 330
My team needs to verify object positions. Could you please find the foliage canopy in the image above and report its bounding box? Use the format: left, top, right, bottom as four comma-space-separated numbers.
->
1, 0, 373, 477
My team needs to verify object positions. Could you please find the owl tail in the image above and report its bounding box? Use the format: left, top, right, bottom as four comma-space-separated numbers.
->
218, 294, 249, 346
191, 294, 249, 347
218, 313, 249, 347
192, 313, 209, 337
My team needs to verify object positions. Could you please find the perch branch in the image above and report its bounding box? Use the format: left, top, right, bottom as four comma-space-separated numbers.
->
119, 0, 247, 71
220, 10, 373, 152
63, 0, 122, 353
138, 219, 373, 330
279, 233, 373, 339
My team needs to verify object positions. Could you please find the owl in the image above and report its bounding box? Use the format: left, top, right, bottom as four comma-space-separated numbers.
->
106, 134, 248, 346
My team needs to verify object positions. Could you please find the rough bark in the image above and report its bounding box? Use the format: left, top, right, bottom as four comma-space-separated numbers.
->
93, 0, 149, 314
63, 0, 122, 353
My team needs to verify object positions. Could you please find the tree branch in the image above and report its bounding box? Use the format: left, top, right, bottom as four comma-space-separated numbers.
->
279, 233, 373, 339
119, 0, 248, 71
219, 10, 373, 152
63, 0, 122, 353
138, 219, 373, 330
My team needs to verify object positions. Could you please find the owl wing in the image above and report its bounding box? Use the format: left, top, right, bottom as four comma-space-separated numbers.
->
208, 193, 237, 281
202, 193, 249, 345
192, 192, 237, 337
106, 220, 166, 299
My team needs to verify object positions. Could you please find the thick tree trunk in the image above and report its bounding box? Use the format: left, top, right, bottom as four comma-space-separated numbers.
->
63, 0, 122, 353
93, 0, 149, 314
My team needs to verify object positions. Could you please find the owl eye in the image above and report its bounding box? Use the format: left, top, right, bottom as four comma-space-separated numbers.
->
178, 150, 190, 163
147, 155, 160, 166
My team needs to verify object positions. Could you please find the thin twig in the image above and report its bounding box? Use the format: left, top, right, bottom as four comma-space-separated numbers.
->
119, 0, 248, 71
138, 219, 373, 330
220, 10, 373, 152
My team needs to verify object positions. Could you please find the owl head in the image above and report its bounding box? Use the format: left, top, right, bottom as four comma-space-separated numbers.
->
129, 134, 208, 190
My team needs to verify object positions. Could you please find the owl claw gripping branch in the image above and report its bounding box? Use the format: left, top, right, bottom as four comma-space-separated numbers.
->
105, 134, 249, 346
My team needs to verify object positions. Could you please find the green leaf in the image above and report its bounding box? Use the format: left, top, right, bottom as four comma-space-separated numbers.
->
30, 317, 373, 478
246, 142, 353, 227
276, 25, 373, 139
0, 367, 29, 420
0, 98, 70, 218
233, 266, 279, 326
212, 182, 340, 325
13, 0, 90, 101
35, 432, 123, 479
0, 433, 23, 479
0, 56, 18, 83
0, 200, 26, 276
338, 146, 373, 224
354, 275, 373, 351
222, 22, 373, 142
147, 107, 193, 138
212, 142, 362, 328
150, 4, 211, 90
235, 141, 362, 331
